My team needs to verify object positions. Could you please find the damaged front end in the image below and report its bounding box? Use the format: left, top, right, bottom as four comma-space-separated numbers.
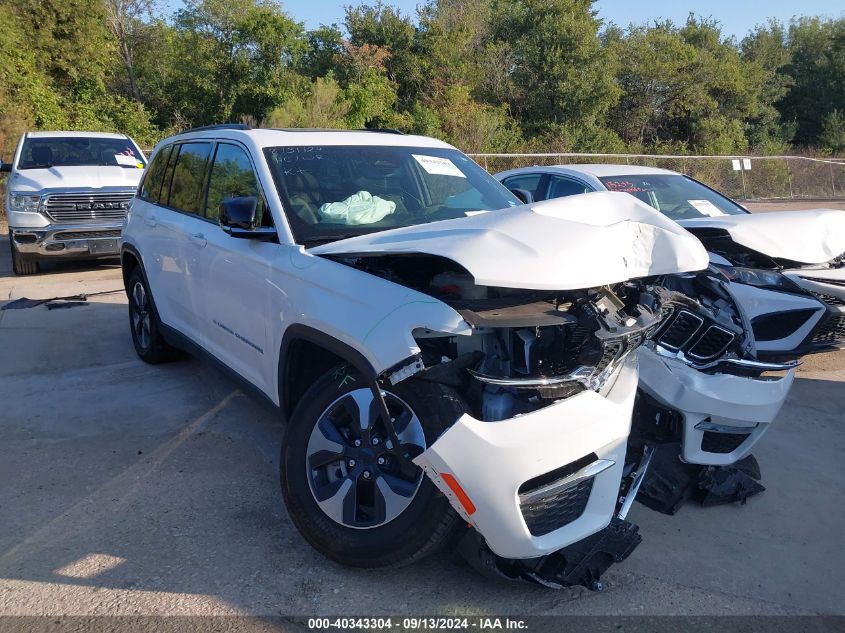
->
682, 210, 845, 356
311, 193, 712, 590
350, 257, 674, 589
632, 267, 798, 512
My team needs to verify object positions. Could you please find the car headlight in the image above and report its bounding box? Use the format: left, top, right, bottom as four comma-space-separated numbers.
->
712, 264, 802, 291
8, 193, 42, 214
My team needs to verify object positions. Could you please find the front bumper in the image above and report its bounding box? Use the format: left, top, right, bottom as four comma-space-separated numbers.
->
10, 224, 123, 259
786, 267, 845, 353
638, 346, 794, 465
414, 354, 638, 560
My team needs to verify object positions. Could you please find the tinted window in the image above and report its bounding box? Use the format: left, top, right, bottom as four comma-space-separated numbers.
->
139, 145, 172, 203
263, 145, 519, 244
502, 173, 542, 197
547, 176, 591, 198
166, 143, 213, 214
205, 143, 270, 225
598, 174, 748, 220
17, 136, 146, 169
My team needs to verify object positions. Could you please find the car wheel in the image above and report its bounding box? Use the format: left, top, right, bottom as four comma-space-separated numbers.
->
9, 235, 39, 275
282, 366, 465, 568
127, 267, 178, 364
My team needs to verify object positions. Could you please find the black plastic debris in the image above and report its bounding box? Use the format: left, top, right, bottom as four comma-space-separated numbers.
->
1, 289, 122, 311
45, 300, 90, 310
636, 442, 699, 514
456, 518, 642, 591
697, 455, 765, 507
637, 442, 765, 514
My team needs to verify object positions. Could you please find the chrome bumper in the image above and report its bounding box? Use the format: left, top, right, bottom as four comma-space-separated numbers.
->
11, 224, 122, 258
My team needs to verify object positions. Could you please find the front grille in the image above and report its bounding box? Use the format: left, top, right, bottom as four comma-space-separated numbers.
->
658, 310, 703, 349
688, 325, 736, 360
520, 478, 594, 536
43, 192, 134, 223
54, 230, 122, 240
811, 314, 845, 345
812, 291, 845, 307
702, 431, 750, 454
656, 309, 736, 361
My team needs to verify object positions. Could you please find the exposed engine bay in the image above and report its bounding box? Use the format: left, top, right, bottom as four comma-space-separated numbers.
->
336, 253, 667, 420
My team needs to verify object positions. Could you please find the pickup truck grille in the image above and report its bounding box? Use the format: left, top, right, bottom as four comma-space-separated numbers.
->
43, 192, 134, 224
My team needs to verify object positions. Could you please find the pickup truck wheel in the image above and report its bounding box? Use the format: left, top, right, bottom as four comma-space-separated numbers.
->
9, 235, 39, 275
282, 366, 465, 568
127, 268, 178, 364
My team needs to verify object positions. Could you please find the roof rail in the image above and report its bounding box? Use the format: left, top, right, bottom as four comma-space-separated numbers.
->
355, 128, 405, 135
182, 123, 251, 134
269, 127, 406, 135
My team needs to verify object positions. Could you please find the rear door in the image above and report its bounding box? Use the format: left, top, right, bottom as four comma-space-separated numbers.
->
191, 141, 278, 392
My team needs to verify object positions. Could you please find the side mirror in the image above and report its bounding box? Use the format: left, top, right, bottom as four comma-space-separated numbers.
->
509, 188, 534, 204
0, 162, 11, 173
219, 196, 276, 241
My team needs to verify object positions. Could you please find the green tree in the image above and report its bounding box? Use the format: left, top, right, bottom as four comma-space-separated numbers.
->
487, 0, 620, 135
778, 17, 845, 146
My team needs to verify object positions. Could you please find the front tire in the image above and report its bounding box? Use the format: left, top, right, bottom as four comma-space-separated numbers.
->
9, 235, 39, 275
281, 367, 466, 568
127, 267, 178, 364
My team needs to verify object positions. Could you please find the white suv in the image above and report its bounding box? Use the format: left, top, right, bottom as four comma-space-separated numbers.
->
3, 131, 146, 274
121, 124, 707, 588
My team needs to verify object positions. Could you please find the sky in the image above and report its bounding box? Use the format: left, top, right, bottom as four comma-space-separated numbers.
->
273, 0, 843, 38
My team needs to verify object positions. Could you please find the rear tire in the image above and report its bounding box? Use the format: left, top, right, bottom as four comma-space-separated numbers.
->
127, 267, 179, 364
9, 235, 39, 275
281, 366, 466, 568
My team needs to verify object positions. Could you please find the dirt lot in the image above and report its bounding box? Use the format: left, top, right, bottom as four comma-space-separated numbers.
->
1, 204, 844, 616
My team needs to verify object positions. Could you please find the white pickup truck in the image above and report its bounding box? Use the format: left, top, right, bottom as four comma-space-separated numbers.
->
2, 131, 146, 274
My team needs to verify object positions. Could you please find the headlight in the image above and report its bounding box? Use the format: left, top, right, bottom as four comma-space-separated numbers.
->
8, 193, 42, 214
712, 264, 802, 292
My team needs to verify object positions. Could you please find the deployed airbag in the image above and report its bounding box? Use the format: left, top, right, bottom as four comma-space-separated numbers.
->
318, 190, 396, 225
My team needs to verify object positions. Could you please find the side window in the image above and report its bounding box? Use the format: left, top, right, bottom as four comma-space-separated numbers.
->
166, 142, 213, 215
502, 173, 542, 197
547, 176, 591, 199
204, 143, 271, 226
139, 145, 172, 203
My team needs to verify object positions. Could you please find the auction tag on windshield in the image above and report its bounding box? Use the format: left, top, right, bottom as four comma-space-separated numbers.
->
412, 154, 466, 178
115, 153, 139, 167
687, 199, 725, 216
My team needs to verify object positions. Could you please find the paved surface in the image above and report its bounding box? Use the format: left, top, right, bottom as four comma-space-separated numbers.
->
1, 209, 844, 616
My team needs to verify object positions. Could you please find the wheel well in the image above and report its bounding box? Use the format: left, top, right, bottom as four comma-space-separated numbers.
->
282, 338, 346, 419
121, 251, 141, 292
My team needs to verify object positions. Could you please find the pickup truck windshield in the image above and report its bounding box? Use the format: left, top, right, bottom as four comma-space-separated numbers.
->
264, 145, 520, 244
18, 137, 146, 170
598, 174, 748, 220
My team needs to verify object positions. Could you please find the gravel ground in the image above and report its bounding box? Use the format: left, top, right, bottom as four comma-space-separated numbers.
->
0, 203, 843, 617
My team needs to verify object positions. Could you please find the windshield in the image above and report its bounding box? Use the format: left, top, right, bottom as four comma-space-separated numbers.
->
264, 145, 520, 243
17, 137, 146, 170
598, 174, 748, 220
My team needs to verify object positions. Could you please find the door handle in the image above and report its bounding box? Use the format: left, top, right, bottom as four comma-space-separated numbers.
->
190, 232, 207, 247
144, 216, 157, 228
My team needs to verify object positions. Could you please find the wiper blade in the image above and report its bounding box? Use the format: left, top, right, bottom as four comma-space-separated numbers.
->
21, 163, 52, 169
302, 233, 363, 245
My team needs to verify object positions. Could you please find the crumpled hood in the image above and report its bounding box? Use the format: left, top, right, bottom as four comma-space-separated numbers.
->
679, 209, 845, 265
311, 191, 709, 290
7, 165, 143, 194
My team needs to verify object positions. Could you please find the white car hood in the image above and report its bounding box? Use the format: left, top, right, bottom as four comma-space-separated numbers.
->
679, 209, 845, 265
311, 191, 709, 290
8, 165, 144, 193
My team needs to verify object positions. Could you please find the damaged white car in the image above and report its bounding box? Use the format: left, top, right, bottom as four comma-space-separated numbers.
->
122, 126, 713, 589
495, 165, 841, 502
